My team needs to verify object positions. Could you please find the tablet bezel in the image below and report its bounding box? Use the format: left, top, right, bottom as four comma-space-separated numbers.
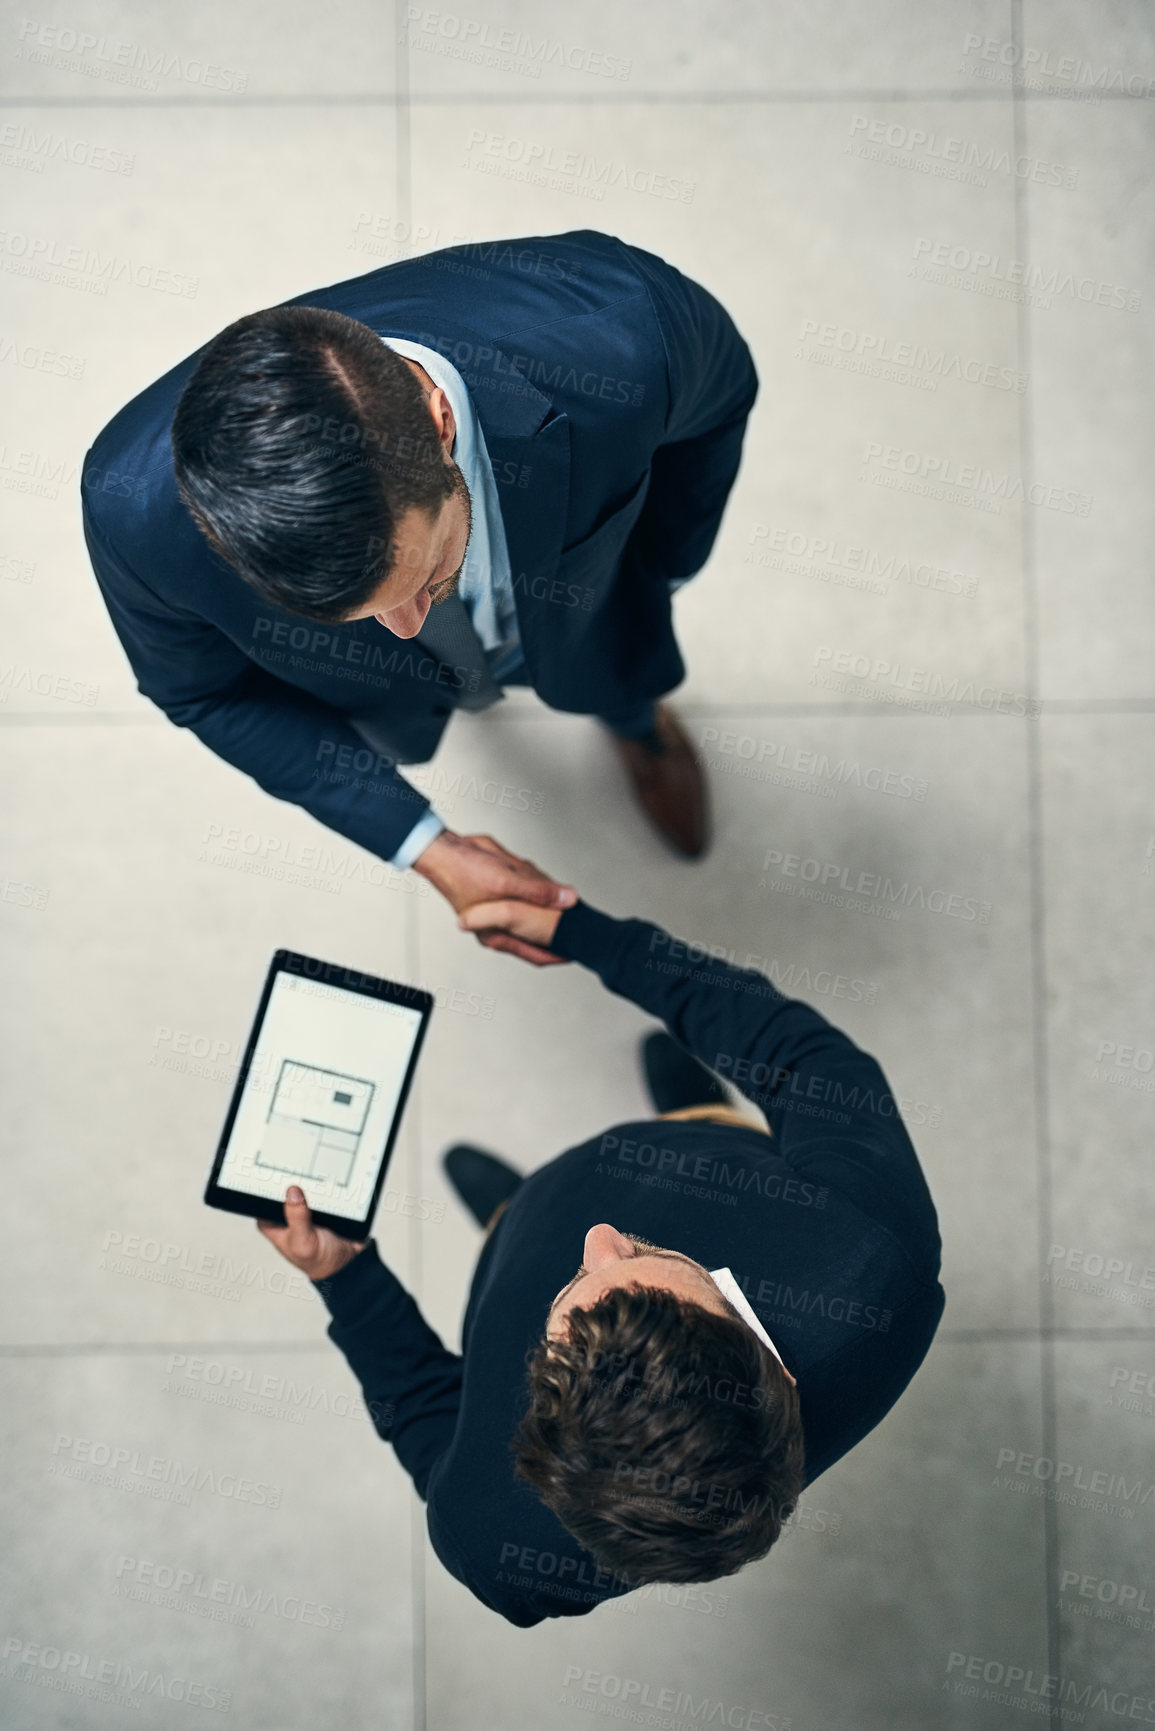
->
204, 949, 433, 1241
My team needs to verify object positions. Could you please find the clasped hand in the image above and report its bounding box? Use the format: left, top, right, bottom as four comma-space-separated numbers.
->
413, 829, 576, 966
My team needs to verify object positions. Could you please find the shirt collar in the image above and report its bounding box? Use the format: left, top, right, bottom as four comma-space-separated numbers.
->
708, 1267, 792, 1378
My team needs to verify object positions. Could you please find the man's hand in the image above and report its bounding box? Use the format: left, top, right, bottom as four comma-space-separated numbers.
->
457, 896, 565, 967
257, 1185, 366, 1282
414, 830, 575, 965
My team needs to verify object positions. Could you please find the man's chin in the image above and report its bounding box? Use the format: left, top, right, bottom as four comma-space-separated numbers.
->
374, 613, 424, 639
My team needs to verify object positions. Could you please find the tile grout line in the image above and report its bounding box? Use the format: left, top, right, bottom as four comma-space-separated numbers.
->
3, 700, 1155, 730
3, 1327, 1153, 1357
1, 89, 1150, 108
1011, 4, 1063, 1719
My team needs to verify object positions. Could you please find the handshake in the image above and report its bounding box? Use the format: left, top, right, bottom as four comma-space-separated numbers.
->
412, 828, 577, 967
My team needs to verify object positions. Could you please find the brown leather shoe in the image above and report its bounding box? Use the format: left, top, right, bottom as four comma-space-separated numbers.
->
606, 703, 709, 858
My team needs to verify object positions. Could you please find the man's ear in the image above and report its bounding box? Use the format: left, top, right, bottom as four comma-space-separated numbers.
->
430, 388, 456, 451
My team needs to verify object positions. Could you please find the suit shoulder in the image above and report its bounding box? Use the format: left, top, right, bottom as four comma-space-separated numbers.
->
81, 348, 202, 541
288, 230, 658, 337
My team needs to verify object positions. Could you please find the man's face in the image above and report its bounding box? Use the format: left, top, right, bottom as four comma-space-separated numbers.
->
340, 460, 472, 639
545, 1222, 732, 1342
339, 366, 473, 640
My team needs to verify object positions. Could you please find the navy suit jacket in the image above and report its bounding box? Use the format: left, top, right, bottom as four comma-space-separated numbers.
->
314, 902, 946, 1627
81, 230, 758, 859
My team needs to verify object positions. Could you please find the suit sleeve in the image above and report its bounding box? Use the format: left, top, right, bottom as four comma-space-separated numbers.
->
313, 1240, 463, 1500
82, 504, 435, 863
625, 241, 760, 445
549, 902, 942, 1262
618, 240, 759, 583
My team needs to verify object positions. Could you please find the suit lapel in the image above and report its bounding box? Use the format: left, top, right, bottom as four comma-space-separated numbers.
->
481, 416, 570, 693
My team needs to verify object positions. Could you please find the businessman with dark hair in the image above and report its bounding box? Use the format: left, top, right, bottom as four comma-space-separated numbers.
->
81, 231, 760, 952
259, 860, 945, 1626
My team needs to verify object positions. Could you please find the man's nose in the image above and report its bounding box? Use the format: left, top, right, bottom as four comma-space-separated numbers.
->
375, 590, 431, 639
584, 1223, 633, 1269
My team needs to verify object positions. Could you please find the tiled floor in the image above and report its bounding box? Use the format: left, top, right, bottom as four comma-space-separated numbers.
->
2, 2, 1153, 1726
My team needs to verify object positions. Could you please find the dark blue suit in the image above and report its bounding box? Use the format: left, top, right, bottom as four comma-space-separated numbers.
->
81, 230, 758, 860
315, 902, 946, 1626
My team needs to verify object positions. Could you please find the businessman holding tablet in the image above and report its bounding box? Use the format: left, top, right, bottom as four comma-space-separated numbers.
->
257, 869, 945, 1627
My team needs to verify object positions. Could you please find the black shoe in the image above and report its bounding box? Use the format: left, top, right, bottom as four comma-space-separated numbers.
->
442, 1145, 524, 1229
641, 1032, 730, 1115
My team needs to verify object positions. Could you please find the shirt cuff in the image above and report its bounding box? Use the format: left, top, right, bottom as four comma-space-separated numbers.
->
392, 809, 447, 871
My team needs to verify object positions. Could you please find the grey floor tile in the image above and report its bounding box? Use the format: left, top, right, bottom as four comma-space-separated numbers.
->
3, 0, 396, 98
421, 1340, 1048, 1731
1016, 99, 1155, 700
1040, 714, 1155, 1331
1050, 1339, 1155, 1716
403, 0, 1013, 98
0, 1353, 414, 1729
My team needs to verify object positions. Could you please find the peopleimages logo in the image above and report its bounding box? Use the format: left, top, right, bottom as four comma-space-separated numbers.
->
558, 1667, 787, 1729
847, 115, 1077, 188
403, 8, 632, 79
861, 438, 1094, 515
711, 1052, 940, 1130
646, 930, 880, 1004
993, 1446, 1153, 1519
2, 1635, 232, 1713
50, 1433, 284, 1509
1060, 1568, 1155, 1614
811, 643, 1038, 716
797, 318, 1027, 391
760, 848, 992, 925
114, 1554, 346, 1630
700, 725, 928, 801
462, 131, 694, 205
15, 18, 248, 91
745, 523, 978, 603
945, 1650, 1155, 1722
162, 1354, 373, 1423
960, 31, 1155, 98
1046, 1242, 1155, 1294
911, 235, 1140, 312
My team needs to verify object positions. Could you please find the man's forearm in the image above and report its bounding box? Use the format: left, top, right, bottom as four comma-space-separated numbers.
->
545, 898, 943, 1262
548, 901, 872, 1118
172, 670, 437, 864
313, 1239, 463, 1501
82, 507, 437, 864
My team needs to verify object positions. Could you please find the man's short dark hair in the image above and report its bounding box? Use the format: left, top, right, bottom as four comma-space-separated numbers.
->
513, 1284, 805, 1586
171, 305, 456, 621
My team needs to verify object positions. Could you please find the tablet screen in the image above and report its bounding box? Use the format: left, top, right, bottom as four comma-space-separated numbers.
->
216, 968, 426, 1223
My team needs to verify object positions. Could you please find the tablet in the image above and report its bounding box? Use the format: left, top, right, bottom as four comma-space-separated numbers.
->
205, 950, 432, 1240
